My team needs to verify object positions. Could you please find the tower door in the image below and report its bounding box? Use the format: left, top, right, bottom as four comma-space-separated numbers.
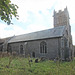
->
32, 52, 35, 57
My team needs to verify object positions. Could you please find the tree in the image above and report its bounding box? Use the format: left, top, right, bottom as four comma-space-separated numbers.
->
0, 0, 19, 25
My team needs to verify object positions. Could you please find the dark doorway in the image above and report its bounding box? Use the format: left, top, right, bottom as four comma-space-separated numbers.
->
20, 45, 23, 54
64, 48, 69, 60
0, 46, 3, 52
32, 52, 35, 57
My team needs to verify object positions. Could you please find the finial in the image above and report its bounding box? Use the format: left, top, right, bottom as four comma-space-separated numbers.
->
53, 9, 56, 17
54, 9, 56, 14
66, 6, 67, 10
64, 6, 68, 11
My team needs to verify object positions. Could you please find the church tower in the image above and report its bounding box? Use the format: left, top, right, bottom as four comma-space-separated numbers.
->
53, 7, 72, 38
53, 7, 70, 27
53, 7, 74, 60
53, 7, 71, 39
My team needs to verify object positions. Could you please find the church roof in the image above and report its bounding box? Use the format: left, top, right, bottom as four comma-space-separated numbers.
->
8, 26, 65, 43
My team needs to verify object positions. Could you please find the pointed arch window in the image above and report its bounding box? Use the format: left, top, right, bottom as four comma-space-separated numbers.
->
40, 41, 47, 53
20, 45, 23, 54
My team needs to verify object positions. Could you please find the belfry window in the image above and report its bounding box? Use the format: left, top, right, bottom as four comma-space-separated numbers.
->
20, 45, 23, 54
40, 41, 47, 53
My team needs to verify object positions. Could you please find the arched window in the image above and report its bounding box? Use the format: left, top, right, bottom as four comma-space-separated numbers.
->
40, 41, 47, 53
20, 45, 23, 54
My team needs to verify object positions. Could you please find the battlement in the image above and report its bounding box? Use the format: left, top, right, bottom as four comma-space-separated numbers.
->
54, 7, 68, 14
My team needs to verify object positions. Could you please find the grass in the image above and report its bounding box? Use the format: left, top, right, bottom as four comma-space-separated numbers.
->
0, 56, 75, 75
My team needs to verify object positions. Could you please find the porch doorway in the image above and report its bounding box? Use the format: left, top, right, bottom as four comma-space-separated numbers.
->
32, 52, 35, 57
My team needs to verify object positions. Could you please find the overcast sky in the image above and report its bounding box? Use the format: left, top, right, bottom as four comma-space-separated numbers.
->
0, 0, 75, 45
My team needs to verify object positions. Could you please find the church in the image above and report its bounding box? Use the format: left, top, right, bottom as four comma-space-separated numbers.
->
0, 7, 74, 60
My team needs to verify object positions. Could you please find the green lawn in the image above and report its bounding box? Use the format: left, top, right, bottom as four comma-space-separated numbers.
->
0, 56, 75, 75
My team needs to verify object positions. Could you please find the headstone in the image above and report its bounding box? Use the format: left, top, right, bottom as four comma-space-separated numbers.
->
35, 58, 38, 63
29, 60, 33, 62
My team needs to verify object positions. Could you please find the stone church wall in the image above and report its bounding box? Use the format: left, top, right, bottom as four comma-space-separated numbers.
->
8, 37, 61, 59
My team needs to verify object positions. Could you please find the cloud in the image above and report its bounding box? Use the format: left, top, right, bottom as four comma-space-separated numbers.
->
25, 24, 50, 33
11, 0, 75, 25
0, 23, 26, 38
11, 0, 75, 26
11, 0, 56, 23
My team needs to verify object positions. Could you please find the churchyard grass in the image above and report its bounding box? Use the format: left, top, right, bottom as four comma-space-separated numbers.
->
0, 56, 75, 75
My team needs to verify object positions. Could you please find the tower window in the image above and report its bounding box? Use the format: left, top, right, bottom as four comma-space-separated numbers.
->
40, 41, 47, 53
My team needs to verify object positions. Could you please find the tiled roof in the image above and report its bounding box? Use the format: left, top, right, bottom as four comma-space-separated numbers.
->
8, 26, 65, 43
